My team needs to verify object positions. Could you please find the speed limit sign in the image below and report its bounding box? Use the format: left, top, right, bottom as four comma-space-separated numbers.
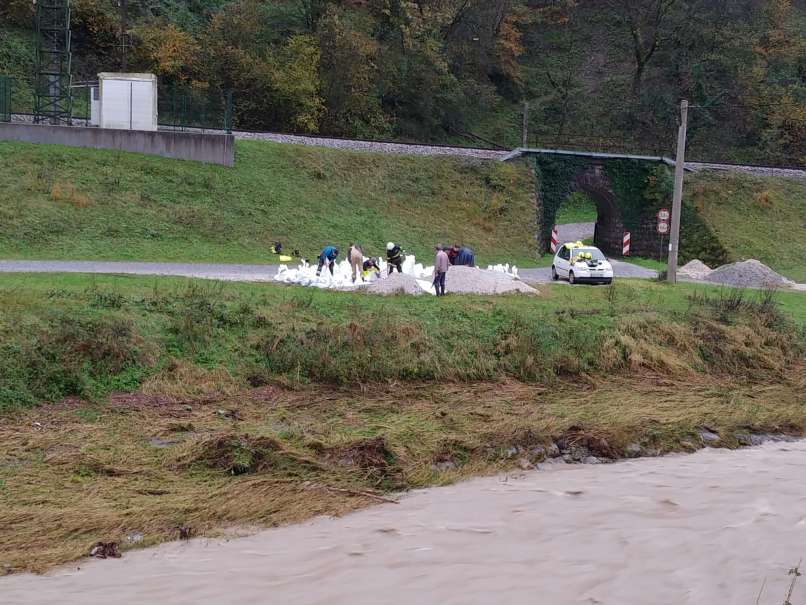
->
657, 208, 671, 221
657, 221, 670, 235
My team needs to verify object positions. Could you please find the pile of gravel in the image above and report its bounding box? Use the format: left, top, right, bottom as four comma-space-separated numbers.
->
678, 259, 713, 280
445, 266, 538, 295
704, 259, 795, 289
366, 273, 426, 296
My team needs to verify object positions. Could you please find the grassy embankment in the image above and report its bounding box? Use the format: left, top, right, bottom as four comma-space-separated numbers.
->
0, 273, 804, 573
0, 140, 538, 266
2, 140, 803, 278
689, 172, 806, 283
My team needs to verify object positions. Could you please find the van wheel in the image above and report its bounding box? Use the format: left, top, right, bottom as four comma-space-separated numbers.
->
568, 271, 576, 285
551, 266, 559, 281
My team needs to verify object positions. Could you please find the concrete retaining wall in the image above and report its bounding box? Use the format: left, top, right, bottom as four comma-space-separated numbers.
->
0, 122, 234, 166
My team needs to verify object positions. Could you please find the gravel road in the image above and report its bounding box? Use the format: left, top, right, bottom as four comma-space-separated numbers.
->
556, 222, 596, 243
0, 259, 656, 283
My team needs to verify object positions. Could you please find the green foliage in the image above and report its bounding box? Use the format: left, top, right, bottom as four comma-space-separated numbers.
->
1, 273, 802, 411
0, 27, 36, 113
4, 0, 804, 158
531, 155, 589, 248
555, 192, 597, 224
0, 312, 155, 408
604, 160, 660, 229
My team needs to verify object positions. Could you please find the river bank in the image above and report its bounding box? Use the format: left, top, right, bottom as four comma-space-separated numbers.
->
3, 440, 805, 604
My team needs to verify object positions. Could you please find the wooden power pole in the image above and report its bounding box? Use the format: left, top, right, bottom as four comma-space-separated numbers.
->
522, 101, 529, 148
667, 99, 688, 283
119, 0, 128, 71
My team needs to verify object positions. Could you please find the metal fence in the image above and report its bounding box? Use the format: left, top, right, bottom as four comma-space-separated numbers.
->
0, 76, 11, 122
158, 85, 233, 133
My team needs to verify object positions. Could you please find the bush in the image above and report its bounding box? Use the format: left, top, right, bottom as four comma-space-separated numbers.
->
0, 314, 157, 408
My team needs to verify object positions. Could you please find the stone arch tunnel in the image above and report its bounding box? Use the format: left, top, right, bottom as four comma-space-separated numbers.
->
503, 149, 677, 259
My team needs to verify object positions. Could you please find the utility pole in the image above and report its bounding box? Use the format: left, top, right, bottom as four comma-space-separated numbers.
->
119, 0, 128, 71
522, 101, 529, 148
667, 99, 688, 283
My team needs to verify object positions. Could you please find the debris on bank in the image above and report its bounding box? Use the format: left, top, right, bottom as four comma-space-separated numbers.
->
89, 542, 121, 559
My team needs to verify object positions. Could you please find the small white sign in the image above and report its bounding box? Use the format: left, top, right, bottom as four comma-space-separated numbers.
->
657, 221, 670, 235
657, 208, 671, 221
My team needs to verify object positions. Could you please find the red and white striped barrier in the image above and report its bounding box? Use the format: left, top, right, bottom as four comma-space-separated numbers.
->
550, 225, 559, 253
622, 231, 631, 256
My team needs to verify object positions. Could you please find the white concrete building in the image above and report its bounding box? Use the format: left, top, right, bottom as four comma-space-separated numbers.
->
95, 73, 158, 131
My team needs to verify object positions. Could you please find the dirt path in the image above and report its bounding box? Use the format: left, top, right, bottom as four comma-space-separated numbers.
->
3, 441, 804, 605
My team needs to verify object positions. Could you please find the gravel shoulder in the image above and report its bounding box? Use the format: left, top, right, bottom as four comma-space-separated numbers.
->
7, 259, 805, 289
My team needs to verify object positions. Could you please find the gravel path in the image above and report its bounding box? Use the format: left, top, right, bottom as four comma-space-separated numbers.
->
0, 259, 656, 283
233, 131, 508, 160
557, 222, 596, 243
519, 259, 657, 283
686, 162, 806, 182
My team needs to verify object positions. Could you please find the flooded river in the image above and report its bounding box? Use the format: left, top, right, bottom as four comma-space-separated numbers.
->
3, 441, 805, 604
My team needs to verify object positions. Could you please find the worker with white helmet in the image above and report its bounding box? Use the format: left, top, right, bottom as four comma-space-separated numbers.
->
386, 242, 403, 275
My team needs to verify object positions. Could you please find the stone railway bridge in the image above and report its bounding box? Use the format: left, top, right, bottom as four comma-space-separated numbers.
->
503, 149, 679, 259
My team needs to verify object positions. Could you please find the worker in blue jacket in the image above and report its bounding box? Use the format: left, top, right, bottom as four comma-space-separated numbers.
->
449, 244, 475, 267
316, 245, 339, 277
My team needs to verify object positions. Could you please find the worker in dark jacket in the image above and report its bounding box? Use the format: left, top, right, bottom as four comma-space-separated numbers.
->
451, 244, 475, 267
386, 242, 404, 275
316, 245, 339, 277
362, 257, 381, 280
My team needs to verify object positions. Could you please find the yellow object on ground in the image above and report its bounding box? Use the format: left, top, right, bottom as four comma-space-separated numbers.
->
279, 255, 293, 262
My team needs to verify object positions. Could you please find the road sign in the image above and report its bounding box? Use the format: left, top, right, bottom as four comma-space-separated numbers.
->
550, 226, 559, 253
622, 231, 631, 256
657, 208, 671, 221
657, 221, 670, 235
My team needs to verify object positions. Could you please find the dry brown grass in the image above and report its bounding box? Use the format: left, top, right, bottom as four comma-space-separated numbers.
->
2, 368, 805, 575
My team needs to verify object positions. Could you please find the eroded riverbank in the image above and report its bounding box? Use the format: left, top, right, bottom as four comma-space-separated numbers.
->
3, 440, 805, 604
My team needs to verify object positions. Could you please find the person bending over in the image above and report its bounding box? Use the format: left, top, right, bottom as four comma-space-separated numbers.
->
316, 245, 339, 276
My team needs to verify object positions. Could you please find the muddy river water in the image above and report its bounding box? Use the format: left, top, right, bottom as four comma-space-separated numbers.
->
3, 441, 805, 604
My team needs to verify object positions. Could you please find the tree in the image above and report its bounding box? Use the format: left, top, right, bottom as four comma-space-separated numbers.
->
132, 23, 199, 78
607, 0, 682, 97
316, 7, 388, 136
272, 34, 325, 132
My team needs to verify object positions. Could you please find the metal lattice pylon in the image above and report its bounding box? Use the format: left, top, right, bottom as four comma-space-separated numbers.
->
34, 0, 73, 125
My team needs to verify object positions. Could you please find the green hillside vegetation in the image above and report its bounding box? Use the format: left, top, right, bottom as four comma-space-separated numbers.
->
2, 139, 803, 278
690, 173, 806, 282
0, 140, 538, 265
1, 0, 803, 164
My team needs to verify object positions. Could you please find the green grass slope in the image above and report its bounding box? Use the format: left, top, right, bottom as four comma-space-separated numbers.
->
688, 173, 806, 282
0, 140, 537, 265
